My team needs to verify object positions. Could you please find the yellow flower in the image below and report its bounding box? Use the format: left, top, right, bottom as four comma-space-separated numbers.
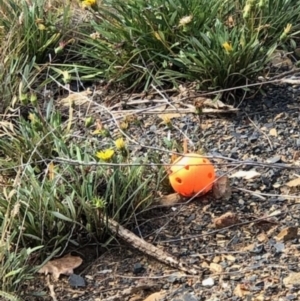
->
115, 138, 125, 150
96, 149, 114, 161
81, 0, 96, 8
284, 23, 292, 35
222, 42, 233, 52
179, 15, 193, 27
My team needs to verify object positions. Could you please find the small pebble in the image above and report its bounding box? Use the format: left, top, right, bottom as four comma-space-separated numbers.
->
133, 262, 144, 274
202, 277, 214, 287
69, 274, 86, 288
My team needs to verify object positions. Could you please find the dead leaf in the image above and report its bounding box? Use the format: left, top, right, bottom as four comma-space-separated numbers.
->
257, 232, 268, 243
212, 176, 232, 200
209, 262, 223, 274
158, 113, 181, 120
156, 193, 183, 206
269, 128, 277, 137
213, 212, 239, 229
274, 112, 286, 121
276, 227, 298, 242
240, 243, 255, 252
223, 254, 236, 262
293, 150, 300, 161
48, 161, 55, 181
283, 273, 300, 286
234, 283, 250, 298
38, 254, 83, 280
203, 98, 235, 110
230, 169, 261, 180
285, 177, 300, 187
143, 292, 165, 301
58, 90, 92, 107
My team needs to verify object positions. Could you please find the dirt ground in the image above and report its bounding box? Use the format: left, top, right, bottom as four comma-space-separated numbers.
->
21, 80, 300, 301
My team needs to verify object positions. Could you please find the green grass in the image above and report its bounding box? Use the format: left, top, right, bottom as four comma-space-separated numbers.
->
1, 0, 300, 297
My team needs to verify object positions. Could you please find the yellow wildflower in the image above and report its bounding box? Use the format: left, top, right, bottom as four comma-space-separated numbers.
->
222, 42, 233, 53
115, 138, 125, 150
179, 15, 193, 27
96, 149, 114, 161
81, 0, 96, 8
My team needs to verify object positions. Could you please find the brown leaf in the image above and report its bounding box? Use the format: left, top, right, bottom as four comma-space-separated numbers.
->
212, 176, 232, 200
209, 262, 223, 274
223, 254, 236, 262
143, 292, 165, 301
274, 112, 286, 121
156, 193, 183, 206
38, 254, 83, 280
276, 227, 298, 242
293, 150, 300, 161
158, 113, 181, 120
283, 273, 300, 286
48, 161, 55, 181
285, 177, 300, 187
257, 232, 268, 243
234, 283, 250, 298
213, 212, 239, 229
269, 128, 277, 137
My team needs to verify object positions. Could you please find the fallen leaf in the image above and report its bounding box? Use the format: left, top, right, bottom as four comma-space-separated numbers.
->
156, 193, 183, 206
234, 283, 250, 298
274, 112, 285, 121
283, 273, 300, 286
48, 161, 55, 181
203, 98, 235, 110
209, 262, 223, 274
158, 113, 181, 120
223, 254, 236, 262
58, 90, 92, 107
269, 128, 277, 137
257, 232, 268, 243
293, 150, 300, 161
240, 243, 255, 252
230, 169, 261, 180
285, 177, 300, 187
143, 292, 165, 301
212, 176, 232, 200
214, 212, 239, 229
275, 227, 298, 242
38, 254, 83, 280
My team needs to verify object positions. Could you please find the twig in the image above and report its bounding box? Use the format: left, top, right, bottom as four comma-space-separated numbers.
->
104, 217, 201, 275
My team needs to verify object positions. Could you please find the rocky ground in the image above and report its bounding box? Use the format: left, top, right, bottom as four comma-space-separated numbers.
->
22, 79, 300, 301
